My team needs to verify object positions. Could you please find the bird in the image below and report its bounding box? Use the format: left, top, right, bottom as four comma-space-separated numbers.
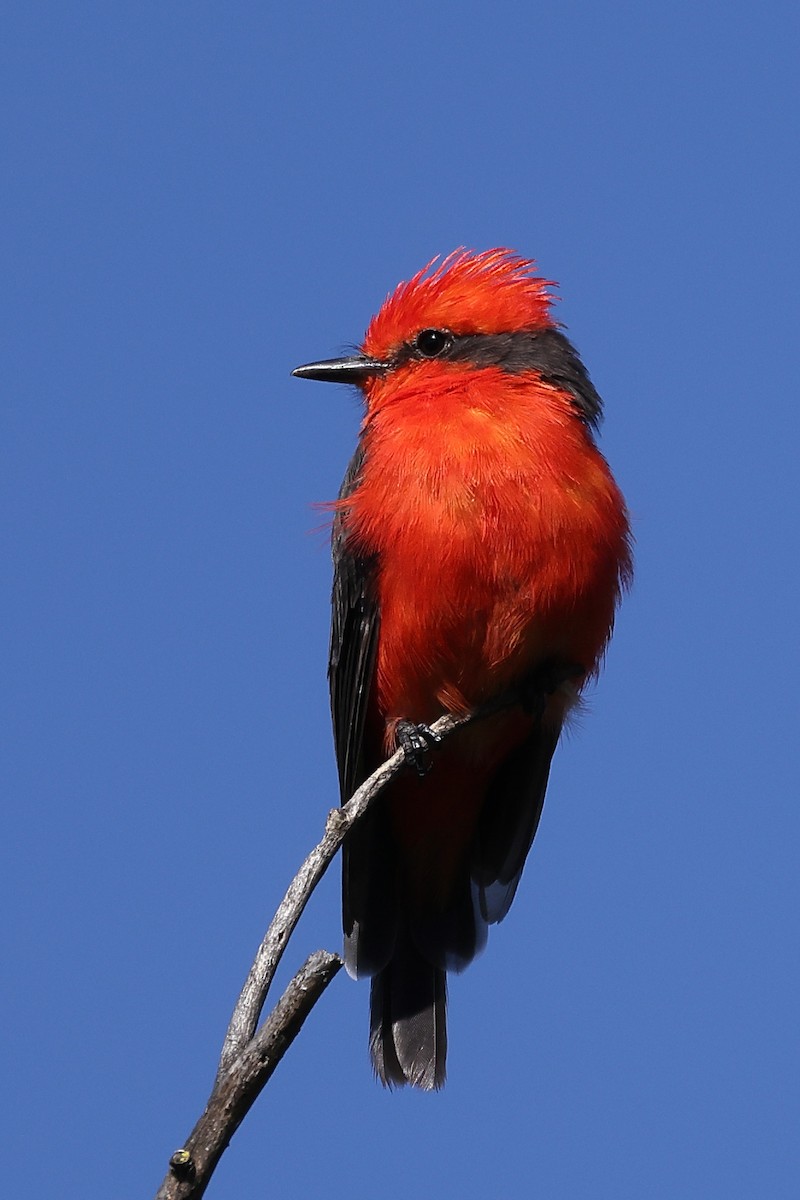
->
292, 249, 631, 1089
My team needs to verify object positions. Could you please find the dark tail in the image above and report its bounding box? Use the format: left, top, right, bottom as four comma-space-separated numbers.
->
369, 932, 447, 1090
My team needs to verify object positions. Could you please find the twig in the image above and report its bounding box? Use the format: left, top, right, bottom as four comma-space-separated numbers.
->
154, 951, 342, 1200
153, 666, 569, 1199
216, 742, 408, 1078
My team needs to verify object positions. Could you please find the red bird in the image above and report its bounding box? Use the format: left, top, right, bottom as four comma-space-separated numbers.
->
293, 250, 631, 1089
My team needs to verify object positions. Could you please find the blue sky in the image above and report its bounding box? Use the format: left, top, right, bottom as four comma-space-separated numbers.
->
3, 2, 798, 1196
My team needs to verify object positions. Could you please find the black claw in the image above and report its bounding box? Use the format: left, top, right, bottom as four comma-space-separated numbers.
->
396, 720, 442, 777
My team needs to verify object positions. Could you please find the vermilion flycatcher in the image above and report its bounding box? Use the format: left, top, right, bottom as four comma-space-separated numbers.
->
293, 249, 631, 1088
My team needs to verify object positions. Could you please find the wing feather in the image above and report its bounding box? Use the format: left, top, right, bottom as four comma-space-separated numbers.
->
472, 721, 561, 924
329, 445, 397, 977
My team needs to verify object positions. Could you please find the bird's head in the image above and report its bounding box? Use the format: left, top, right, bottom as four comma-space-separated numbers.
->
293, 249, 602, 427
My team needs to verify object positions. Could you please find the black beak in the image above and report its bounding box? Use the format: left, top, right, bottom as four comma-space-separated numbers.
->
291, 354, 388, 384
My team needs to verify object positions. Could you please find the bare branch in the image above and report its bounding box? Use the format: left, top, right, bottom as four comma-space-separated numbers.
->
154, 665, 571, 1199
155, 950, 341, 1200
217, 741, 406, 1076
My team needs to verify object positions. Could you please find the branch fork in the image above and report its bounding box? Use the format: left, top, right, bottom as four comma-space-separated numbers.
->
154, 668, 567, 1198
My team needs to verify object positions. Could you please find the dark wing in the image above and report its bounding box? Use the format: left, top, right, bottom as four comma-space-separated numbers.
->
329, 443, 380, 803
471, 720, 562, 924
329, 445, 397, 977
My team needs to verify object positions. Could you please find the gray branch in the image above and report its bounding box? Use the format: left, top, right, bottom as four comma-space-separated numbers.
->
154, 950, 342, 1200
153, 665, 570, 1199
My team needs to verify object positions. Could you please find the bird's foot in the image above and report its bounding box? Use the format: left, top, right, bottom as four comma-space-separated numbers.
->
396, 720, 443, 777
520, 661, 585, 717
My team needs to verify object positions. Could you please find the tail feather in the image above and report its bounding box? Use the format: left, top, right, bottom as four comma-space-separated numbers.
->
408, 869, 488, 974
369, 933, 447, 1090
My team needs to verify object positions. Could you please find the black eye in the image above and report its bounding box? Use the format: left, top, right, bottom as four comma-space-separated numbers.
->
414, 328, 452, 358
